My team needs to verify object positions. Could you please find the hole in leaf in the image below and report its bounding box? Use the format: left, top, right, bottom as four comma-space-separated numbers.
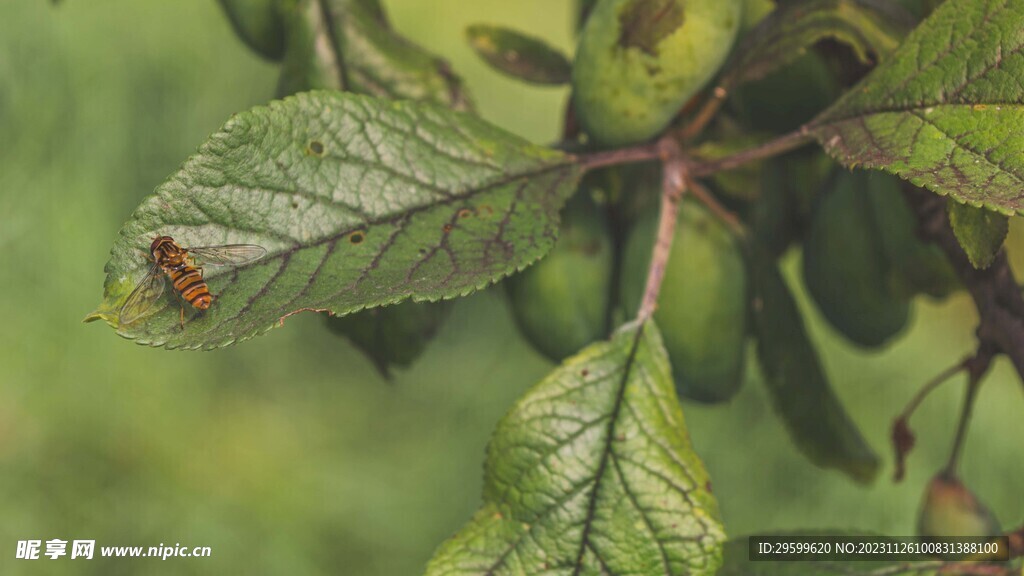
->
307, 140, 325, 156
457, 208, 473, 219
349, 231, 365, 244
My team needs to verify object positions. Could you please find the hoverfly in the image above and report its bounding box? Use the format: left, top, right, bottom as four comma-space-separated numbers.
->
119, 235, 267, 326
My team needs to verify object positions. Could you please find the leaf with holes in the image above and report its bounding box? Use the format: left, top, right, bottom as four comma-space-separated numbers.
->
948, 201, 1009, 270
86, 91, 580, 349
808, 0, 1024, 214
720, 0, 910, 89
425, 321, 725, 576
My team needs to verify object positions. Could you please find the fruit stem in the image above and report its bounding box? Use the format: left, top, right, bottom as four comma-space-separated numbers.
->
677, 85, 728, 141
637, 141, 688, 322
686, 178, 748, 240
891, 358, 968, 482
943, 362, 987, 477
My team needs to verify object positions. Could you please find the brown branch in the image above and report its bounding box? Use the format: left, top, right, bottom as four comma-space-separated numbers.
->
902, 186, 1024, 381
677, 85, 729, 142
577, 142, 662, 173
689, 127, 814, 177
637, 139, 688, 321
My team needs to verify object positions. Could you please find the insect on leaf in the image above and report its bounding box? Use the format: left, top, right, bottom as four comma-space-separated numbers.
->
426, 321, 726, 576
87, 92, 580, 350
808, 0, 1024, 214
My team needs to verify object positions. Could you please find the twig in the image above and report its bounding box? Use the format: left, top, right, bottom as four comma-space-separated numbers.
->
578, 142, 662, 173
891, 358, 969, 482
944, 347, 995, 476
677, 86, 728, 141
637, 140, 688, 321
690, 127, 814, 177
902, 186, 1024, 382
685, 177, 748, 240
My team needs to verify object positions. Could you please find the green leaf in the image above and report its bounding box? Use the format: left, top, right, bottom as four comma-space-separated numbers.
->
218, 0, 287, 61
748, 248, 881, 484
808, 0, 1024, 214
426, 321, 725, 576
721, 0, 909, 88
87, 92, 580, 349
325, 299, 451, 377
276, 0, 345, 97
466, 25, 572, 86
947, 201, 1009, 270
276, 0, 473, 110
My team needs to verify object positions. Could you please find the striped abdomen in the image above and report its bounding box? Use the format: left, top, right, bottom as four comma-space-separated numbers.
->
167, 265, 212, 310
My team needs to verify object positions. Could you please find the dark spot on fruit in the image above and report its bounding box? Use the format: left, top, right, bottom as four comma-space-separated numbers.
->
617, 0, 684, 56
705, 480, 713, 493
307, 140, 325, 156
291, 201, 299, 209
581, 369, 589, 377
349, 231, 365, 244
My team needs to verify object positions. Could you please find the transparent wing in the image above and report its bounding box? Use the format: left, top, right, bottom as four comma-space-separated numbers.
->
186, 244, 268, 267
119, 265, 166, 325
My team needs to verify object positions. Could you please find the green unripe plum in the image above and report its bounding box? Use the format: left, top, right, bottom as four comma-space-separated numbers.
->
867, 177, 960, 299
621, 200, 748, 403
506, 193, 614, 362
731, 51, 838, 135
573, 0, 744, 146
802, 171, 910, 347
918, 473, 1000, 542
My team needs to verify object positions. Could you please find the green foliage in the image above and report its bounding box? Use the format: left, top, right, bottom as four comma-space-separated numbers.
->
89, 92, 580, 349
275, 0, 472, 109
731, 52, 839, 135
325, 300, 451, 377
572, 0, 743, 145
749, 248, 881, 484
872, 184, 960, 299
720, 0, 909, 90
948, 201, 1009, 270
621, 201, 749, 404
466, 24, 572, 85
276, 0, 344, 95
426, 322, 725, 576
217, 0, 286, 61
506, 193, 613, 361
809, 0, 1024, 214
802, 170, 911, 347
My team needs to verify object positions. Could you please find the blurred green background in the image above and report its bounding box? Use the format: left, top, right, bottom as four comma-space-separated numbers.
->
0, 1, 1021, 574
